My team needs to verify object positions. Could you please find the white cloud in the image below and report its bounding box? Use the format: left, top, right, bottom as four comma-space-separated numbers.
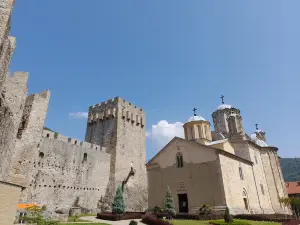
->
69, 112, 88, 119
147, 120, 184, 152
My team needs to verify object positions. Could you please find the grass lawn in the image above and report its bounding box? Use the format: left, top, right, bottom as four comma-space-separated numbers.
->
172, 219, 281, 225
68, 213, 97, 222
61, 223, 110, 225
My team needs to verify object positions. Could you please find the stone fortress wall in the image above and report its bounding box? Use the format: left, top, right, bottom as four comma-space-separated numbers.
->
0, 0, 148, 213
17, 129, 111, 211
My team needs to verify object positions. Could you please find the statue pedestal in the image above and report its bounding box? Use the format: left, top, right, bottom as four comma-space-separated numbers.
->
69, 207, 81, 216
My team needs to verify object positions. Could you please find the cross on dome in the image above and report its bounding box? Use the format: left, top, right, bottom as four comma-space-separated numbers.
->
220, 95, 225, 104
193, 108, 197, 116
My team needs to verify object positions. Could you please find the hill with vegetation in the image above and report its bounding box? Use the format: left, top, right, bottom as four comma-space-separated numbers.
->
280, 158, 300, 182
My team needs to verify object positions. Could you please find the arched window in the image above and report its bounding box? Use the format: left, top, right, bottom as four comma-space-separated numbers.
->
176, 153, 184, 168
239, 167, 244, 180
242, 189, 249, 210
198, 126, 201, 139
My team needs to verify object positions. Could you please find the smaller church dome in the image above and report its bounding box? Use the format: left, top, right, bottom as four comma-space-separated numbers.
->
217, 104, 233, 111
188, 115, 206, 122
250, 133, 268, 147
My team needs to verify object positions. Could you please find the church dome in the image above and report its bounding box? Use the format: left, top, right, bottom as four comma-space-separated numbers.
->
188, 115, 206, 122
250, 133, 268, 147
216, 104, 233, 111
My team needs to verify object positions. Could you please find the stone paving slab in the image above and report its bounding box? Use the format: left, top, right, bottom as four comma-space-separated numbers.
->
80, 216, 144, 225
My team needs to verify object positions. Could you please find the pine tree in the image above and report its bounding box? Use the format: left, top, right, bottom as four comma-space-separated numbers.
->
224, 207, 233, 223
112, 186, 125, 214
164, 186, 176, 217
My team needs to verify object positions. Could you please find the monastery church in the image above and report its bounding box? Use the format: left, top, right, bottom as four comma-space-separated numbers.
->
147, 99, 288, 215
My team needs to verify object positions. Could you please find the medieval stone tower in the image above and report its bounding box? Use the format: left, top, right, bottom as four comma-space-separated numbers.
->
85, 97, 148, 211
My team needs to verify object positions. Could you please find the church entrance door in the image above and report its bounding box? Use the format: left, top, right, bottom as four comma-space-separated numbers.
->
178, 193, 189, 213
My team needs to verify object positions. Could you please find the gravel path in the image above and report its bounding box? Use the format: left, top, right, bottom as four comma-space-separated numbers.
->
80, 216, 144, 225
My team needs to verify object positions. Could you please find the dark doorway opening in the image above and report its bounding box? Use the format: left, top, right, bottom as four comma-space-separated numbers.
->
178, 193, 189, 213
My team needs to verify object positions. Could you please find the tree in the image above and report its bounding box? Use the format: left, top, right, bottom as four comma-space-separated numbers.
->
279, 197, 300, 219
112, 185, 125, 214
224, 207, 233, 223
164, 186, 176, 218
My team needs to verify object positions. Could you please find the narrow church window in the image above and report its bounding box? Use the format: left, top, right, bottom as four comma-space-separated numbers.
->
191, 127, 194, 140
243, 198, 249, 210
198, 126, 201, 138
254, 155, 258, 164
260, 184, 265, 195
176, 153, 184, 168
46, 133, 50, 138
239, 167, 244, 180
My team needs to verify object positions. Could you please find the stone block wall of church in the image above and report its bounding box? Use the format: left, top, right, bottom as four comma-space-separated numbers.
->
218, 154, 264, 215
261, 148, 288, 214
247, 144, 274, 214
147, 160, 226, 213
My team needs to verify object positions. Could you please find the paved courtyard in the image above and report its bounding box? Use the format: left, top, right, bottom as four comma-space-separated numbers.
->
80, 216, 143, 225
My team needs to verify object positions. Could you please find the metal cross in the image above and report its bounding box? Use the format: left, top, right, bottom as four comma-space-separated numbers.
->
255, 124, 259, 130
193, 108, 197, 116
221, 95, 225, 104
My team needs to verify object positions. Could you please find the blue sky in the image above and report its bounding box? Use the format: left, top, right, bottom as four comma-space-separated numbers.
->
10, 0, 299, 160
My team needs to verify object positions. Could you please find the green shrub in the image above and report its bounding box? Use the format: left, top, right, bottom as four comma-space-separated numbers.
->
21, 205, 59, 225
224, 207, 233, 223
112, 185, 125, 214
129, 220, 138, 225
199, 204, 212, 215
164, 186, 176, 217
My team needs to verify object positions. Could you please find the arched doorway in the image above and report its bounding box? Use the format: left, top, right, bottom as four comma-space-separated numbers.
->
242, 189, 249, 211
177, 182, 189, 213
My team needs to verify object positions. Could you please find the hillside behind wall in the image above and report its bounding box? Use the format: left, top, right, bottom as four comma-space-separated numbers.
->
18, 130, 110, 210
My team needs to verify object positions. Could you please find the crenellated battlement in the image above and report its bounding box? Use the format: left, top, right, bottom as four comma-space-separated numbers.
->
42, 129, 105, 152
88, 96, 145, 128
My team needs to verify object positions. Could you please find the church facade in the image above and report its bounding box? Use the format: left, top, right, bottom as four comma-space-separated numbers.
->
147, 101, 289, 215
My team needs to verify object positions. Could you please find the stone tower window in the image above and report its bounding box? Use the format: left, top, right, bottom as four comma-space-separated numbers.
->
176, 152, 184, 168
83, 153, 87, 162
39, 152, 44, 158
46, 133, 50, 138
239, 167, 244, 180
254, 155, 258, 164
